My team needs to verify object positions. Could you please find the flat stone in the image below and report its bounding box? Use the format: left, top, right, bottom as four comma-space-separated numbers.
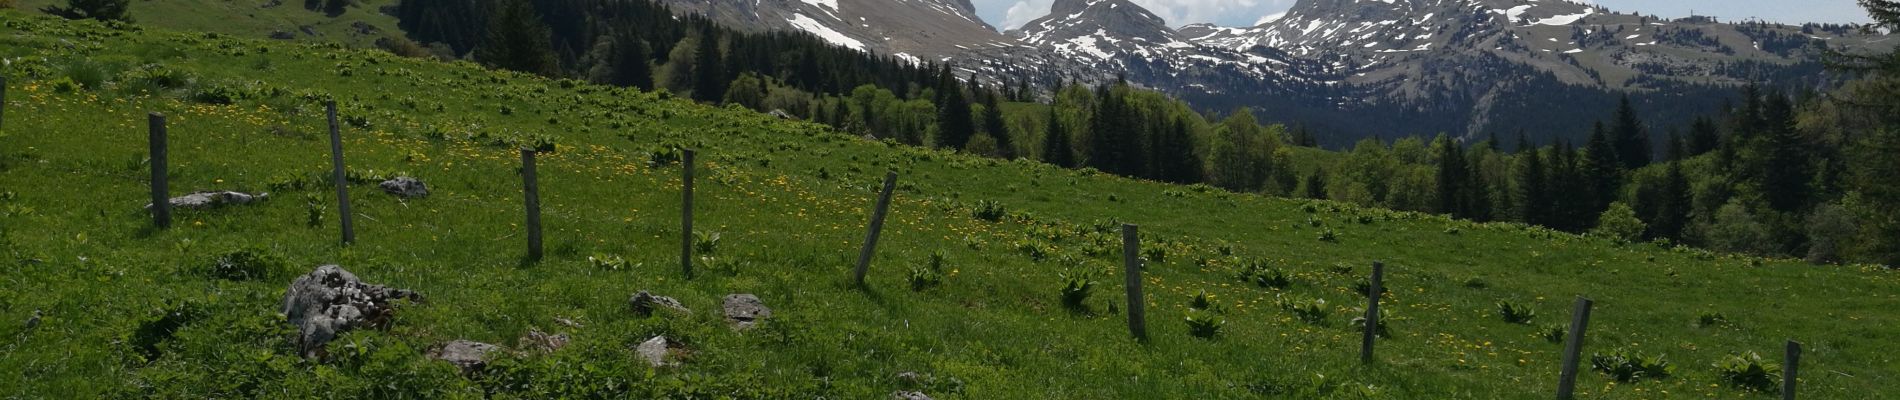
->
722, 294, 771, 331
150, 191, 267, 210
432, 340, 501, 372
629, 291, 690, 317
636, 336, 674, 367
378, 176, 429, 198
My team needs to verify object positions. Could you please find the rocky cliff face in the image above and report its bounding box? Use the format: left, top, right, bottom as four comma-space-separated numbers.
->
661, 0, 1892, 144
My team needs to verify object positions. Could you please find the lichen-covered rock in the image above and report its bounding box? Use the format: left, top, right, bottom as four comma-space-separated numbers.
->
892, 391, 933, 400
432, 340, 501, 373
629, 291, 690, 317
722, 294, 771, 330
149, 191, 267, 210
378, 177, 429, 198
279, 265, 420, 359
636, 336, 674, 367
519, 329, 569, 354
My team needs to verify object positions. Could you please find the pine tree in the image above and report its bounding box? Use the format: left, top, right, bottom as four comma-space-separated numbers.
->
1610, 95, 1651, 169
1435, 135, 1468, 217
1302, 169, 1329, 200
936, 73, 974, 150
691, 27, 726, 103
1042, 105, 1074, 168
477, 0, 559, 76
1649, 161, 1692, 240
609, 31, 654, 91
1514, 134, 1549, 225
1583, 121, 1624, 214
1688, 116, 1720, 156
981, 91, 1011, 158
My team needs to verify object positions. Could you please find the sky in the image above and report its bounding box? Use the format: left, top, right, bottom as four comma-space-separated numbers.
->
975, 0, 1878, 31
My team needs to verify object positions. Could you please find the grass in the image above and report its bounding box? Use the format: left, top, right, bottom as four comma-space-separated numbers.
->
0, 13, 1897, 398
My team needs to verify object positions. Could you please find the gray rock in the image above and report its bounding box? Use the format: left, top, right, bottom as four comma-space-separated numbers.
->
433, 340, 501, 372
149, 191, 268, 210
378, 176, 430, 198
767, 109, 796, 120
892, 391, 933, 400
279, 265, 420, 359
636, 336, 674, 367
519, 329, 569, 354
629, 291, 690, 317
722, 294, 771, 330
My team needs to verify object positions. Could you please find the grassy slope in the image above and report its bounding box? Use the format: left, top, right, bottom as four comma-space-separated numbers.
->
15, 0, 404, 48
0, 14, 1897, 399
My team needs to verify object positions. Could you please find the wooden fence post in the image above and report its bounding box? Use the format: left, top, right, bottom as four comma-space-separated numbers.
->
1783, 340, 1801, 400
853, 171, 897, 286
522, 148, 543, 262
680, 148, 695, 278
2, 76, 8, 131
1556, 296, 1594, 400
326, 101, 354, 244
1361, 261, 1385, 364
148, 112, 170, 229
1123, 223, 1146, 341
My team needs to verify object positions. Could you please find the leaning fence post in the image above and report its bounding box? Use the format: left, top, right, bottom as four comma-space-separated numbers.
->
1556, 296, 1594, 400
1783, 340, 1801, 400
148, 112, 170, 229
680, 148, 695, 279
326, 101, 355, 244
1123, 223, 1146, 341
521, 148, 543, 262
853, 171, 897, 286
1361, 261, 1385, 364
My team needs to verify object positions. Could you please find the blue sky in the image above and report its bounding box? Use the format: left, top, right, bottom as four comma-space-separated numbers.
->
974, 0, 1878, 31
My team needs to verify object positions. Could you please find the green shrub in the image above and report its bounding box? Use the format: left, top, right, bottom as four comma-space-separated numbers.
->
1188, 289, 1216, 311
1279, 295, 1329, 324
49, 76, 84, 93
1538, 324, 1566, 343
1349, 307, 1390, 338
1591, 349, 1675, 382
1713, 351, 1781, 393
1697, 311, 1728, 327
1058, 270, 1097, 311
203, 248, 284, 281
189, 82, 247, 105
692, 231, 721, 254
1497, 301, 1537, 324
908, 251, 946, 291
1317, 228, 1338, 242
972, 200, 1006, 222
1590, 202, 1647, 244
1238, 259, 1291, 289
1184, 308, 1223, 339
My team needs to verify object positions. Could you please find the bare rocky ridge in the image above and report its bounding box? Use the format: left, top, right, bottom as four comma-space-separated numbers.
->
660, 0, 1892, 142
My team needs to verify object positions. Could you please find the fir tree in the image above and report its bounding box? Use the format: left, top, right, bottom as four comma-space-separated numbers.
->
1610, 95, 1652, 169
1583, 122, 1624, 213
477, 0, 559, 76
1650, 162, 1692, 240
1514, 134, 1549, 225
1302, 168, 1329, 200
935, 70, 975, 150
691, 27, 726, 103
1042, 105, 1074, 168
981, 91, 1011, 158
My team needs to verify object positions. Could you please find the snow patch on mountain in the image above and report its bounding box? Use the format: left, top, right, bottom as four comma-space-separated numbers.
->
787, 14, 865, 51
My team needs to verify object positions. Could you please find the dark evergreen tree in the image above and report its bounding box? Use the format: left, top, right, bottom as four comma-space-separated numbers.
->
691, 27, 726, 103
1435, 135, 1469, 217
477, 0, 559, 76
1582, 122, 1624, 214
1514, 134, 1549, 225
1610, 95, 1652, 169
1043, 105, 1074, 168
1302, 168, 1328, 200
1688, 116, 1720, 156
981, 91, 1011, 157
935, 69, 975, 150
1649, 161, 1693, 240
607, 31, 653, 90
1756, 92, 1812, 213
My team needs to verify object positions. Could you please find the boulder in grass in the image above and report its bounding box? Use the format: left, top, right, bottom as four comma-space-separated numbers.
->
518, 329, 569, 354
279, 265, 421, 359
892, 391, 933, 400
432, 340, 501, 373
628, 291, 690, 317
378, 176, 429, 198
636, 335, 677, 367
149, 191, 268, 210
721, 294, 771, 331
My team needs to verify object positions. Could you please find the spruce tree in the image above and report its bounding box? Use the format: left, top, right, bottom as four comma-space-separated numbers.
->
1043, 105, 1074, 168
1610, 95, 1652, 169
1583, 122, 1624, 214
691, 28, 726, 103
1514, 134, 1548, 225
1435, 135, 1468, 217
1688, 116, 1720, 156
1650, 161, 1692, 240
477, 0, 559, 76
981, 91, 1011, 157
1302, 169, 1329, 200
610, 31, 654, 91
935, 71, 975, 150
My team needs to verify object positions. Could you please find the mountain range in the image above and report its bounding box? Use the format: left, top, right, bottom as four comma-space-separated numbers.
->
661, 0, 1894, 146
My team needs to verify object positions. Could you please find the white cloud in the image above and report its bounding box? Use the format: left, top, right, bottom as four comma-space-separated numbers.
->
1001, 0, 1056, 30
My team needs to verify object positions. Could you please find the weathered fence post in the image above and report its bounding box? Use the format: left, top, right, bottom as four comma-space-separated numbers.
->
1123, 223, 1146, 341
326, 101, 355, 244
1361, 261, 1385, 364
853, 171, 897, 286
521, 148, 543, 262
148, 112, 170, 229
1783, 340, 1801, 400
1556, 296, 1595, 400
680, 148, 695, 279
2, 76, 8, 131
